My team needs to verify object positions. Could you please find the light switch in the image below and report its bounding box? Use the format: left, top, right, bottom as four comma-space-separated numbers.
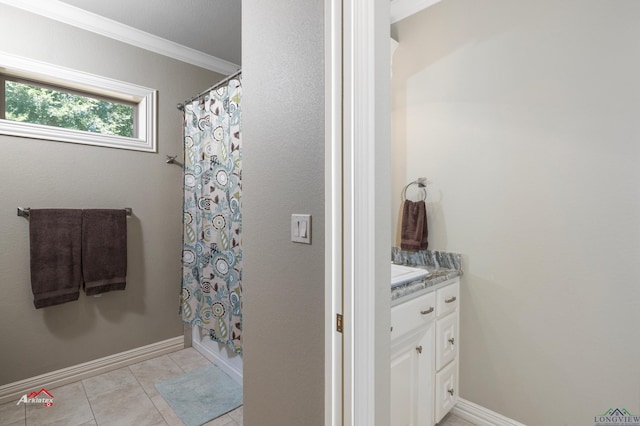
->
291, 214, 311, 244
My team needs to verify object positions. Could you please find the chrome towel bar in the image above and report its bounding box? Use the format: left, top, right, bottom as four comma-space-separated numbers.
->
17, 207, 132, 218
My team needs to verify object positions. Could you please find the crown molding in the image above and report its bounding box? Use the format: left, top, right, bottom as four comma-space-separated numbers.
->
390, 0, 442, 24
0, 0, 239, 75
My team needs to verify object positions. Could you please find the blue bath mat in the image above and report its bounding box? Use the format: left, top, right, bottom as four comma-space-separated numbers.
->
155, 364, 242, 426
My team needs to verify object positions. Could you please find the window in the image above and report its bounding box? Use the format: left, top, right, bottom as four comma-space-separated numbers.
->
3, 79, 136, 138
0, 52, 156, 152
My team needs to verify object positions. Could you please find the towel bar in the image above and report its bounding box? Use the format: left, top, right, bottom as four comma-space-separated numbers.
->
17, 207, 133, 218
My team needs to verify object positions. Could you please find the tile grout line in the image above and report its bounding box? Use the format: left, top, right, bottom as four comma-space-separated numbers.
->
160, 354, 188, 425
148, 395, 177, 426
167, 352, 189, 374
126, 362, 171, 425
79, 379, 98, 426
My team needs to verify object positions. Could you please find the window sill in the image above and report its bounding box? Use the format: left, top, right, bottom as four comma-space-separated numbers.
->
0, 118, 156, 152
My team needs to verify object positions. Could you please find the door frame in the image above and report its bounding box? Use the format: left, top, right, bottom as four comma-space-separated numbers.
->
325, 0, 344, 424
325, 1, 391, 425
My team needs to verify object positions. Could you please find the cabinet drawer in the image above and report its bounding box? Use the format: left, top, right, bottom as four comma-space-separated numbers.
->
391, 291, 436, 342
435, 311, 458, 371
436, 280, 459, 318
435, 359, 458, 423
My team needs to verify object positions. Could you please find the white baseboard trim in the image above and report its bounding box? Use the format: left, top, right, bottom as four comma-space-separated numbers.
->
192, 338, 243, 385
452, 398, 527, 426
0, 336, 183, 405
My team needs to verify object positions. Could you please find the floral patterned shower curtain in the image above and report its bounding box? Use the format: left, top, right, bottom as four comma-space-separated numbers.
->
180, 75, 242, 355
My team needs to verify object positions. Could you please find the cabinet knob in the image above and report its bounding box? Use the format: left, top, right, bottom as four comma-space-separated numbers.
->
448, 337, 455, 346
420, 307, 434, 315
448, 388, 454, 396
416, 345, 422, 354
445, 296, 457, 304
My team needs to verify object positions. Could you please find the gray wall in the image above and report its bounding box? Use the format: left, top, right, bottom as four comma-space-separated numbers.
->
0, 4, 222, 385
391, 1, 640, 425
242, 1, 325, 425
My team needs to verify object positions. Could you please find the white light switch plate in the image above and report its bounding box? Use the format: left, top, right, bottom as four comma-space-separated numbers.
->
291, 214, 311, 244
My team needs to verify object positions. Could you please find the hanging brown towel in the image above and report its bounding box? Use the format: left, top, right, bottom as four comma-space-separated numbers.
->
82, 209, 127, 296
29, 209, 83, 308
400, 200, 428, 251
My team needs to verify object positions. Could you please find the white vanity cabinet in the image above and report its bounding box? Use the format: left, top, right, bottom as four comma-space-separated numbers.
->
434, 280, 459, 423
390, 278, 460, 426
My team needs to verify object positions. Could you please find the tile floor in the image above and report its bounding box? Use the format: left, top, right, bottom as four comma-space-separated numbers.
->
0, 348, 242, 426
0, 347, 475, 426
438, 412, 477, 426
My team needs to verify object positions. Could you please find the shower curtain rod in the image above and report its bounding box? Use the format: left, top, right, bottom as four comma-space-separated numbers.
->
177, 69, 242, 110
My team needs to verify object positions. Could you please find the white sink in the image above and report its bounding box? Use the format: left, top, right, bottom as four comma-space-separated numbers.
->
391, 263, 429, 287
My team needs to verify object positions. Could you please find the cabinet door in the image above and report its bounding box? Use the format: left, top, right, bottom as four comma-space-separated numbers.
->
390, 324, 434, 426
435, 360, 458, 423
435, 311, 458, 371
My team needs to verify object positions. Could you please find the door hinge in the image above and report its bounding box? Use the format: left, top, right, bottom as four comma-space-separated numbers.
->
336, 313, 343, 333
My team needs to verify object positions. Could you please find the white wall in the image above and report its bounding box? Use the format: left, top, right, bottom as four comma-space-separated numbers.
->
0, 4, 221, 385
391, 1, 640, 425
242, 1, 326, 425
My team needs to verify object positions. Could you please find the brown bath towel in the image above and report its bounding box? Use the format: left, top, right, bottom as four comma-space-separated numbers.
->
29, 209, 83, 308
82, 209, 127, 296
400, 200, 428, 251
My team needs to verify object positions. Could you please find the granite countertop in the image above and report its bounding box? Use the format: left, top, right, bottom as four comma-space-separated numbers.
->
391, 248, 463, 306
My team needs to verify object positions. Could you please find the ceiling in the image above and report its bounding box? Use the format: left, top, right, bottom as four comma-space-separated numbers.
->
17, 0, 242, 73
55, 0, 241, 66
390, 0, 441, 23
1, 0, 437, 72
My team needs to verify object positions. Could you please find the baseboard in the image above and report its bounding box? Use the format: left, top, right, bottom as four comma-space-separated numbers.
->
192, 337, 243, 385
0, 336, 183, 405
452, 398, 527, 426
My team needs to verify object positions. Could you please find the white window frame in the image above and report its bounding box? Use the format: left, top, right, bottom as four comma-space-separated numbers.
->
0, 51, 157, 152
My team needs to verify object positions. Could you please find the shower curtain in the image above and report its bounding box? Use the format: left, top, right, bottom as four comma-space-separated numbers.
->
180, 75, 242, 355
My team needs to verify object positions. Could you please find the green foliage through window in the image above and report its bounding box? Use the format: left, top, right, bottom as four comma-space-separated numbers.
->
4, 80, 134, 138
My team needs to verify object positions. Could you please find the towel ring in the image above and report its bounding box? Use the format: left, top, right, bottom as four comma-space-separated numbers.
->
402, 178, 427, 201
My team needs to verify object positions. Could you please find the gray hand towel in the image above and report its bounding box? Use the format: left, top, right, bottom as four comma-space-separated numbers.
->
400, 200, 428, 252
82, 209, 127, 296
29, 209, 83, 308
